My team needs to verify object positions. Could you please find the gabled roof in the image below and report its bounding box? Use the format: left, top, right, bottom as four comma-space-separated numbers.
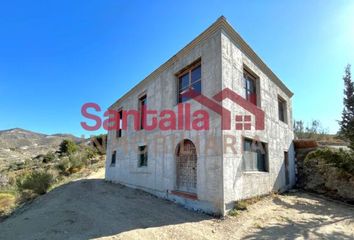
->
110, 16, 293, 109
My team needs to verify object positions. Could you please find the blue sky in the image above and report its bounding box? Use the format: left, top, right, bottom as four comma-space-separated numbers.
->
0, 1, 353, 137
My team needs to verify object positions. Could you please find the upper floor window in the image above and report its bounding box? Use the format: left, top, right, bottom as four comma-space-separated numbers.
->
243, 69, 257, 105
116, 109, 123, 138
111, 150, 116, 166
138, 95, 147, 130
138, 145, 148, 167
177, 64, 201, 103
243, 138, 268, 172
278, 97, 287, 123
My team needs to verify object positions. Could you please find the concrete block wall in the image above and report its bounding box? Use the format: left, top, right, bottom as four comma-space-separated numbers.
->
105, 17, 295, 215
220, 30, 295, 211
106, 29, 225, 214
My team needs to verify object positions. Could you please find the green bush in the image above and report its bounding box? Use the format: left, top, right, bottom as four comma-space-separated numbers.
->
235, 200, 248, 211
228, 208, 239, 217
8, 161, 25, 171
16, 171, 53, 195
68, 154, 86, 170
305, 148, 354, 175
228, 201, 247, 216
57, 152, 89, 175
57, 157, 70, 174
42, 151, 56, 163
59, 139, 79, 155
84, 146, 98, 160
228, 199, 254, 216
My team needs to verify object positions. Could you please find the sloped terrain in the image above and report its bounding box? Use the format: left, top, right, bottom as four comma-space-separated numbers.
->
0, 128, 82, 170
0, 169, 353, 240
296, 146, 354, 203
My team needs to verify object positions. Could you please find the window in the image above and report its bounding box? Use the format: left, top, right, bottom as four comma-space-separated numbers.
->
138, 145, 148, 167
243, 69, 257, 105
116, 109, 123, 138
177, 64, 201, 103
278, 97, 287, 123
284, 151, 290, 185
139, 95, 147, 130
111, 151, 116, 166
243, 138, 267, 172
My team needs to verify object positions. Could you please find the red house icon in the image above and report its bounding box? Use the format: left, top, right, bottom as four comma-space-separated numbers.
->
182, 88, 265, 131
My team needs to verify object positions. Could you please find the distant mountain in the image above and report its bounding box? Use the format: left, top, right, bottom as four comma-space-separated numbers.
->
0, 128, 83, 170
51, 133, 81, 139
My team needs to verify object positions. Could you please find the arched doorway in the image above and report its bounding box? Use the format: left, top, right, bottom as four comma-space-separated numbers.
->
175, 139, 197, 193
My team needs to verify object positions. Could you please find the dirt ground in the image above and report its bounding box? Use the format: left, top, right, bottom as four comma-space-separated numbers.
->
0, 168, 353, 240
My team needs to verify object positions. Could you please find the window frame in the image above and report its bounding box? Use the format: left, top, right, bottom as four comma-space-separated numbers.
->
111, 150, 116, 166
138, 145, 148, 167
138, 94, 147, 130
116, 108, 123, 138
278, 96, 287, 124
177, 62, 202, 104
242, 137, 268, 172
243, 69, 258, 106
284, 151, 290, 185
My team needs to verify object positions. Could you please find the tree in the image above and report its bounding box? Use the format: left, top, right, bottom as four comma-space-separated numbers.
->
339, 64, 354, 150
90, 134, 107, 155
293, 120, 305, 138
293, 119, 327, 139
59, 139, 78, 155
306, 120, 323, 135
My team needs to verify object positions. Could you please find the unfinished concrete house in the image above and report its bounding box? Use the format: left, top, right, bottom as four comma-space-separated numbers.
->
106, 16, 295, 215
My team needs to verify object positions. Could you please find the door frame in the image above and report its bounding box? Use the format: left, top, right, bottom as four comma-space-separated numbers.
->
174, 139, 198, 194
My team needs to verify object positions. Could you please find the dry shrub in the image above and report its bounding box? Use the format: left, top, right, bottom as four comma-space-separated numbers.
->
294, 140, 318, 149
16, 171, 53, 195
228, 195, 263, 216
0, 192, 16, 217
57, 152, 89, 175
305, 148, 354, 176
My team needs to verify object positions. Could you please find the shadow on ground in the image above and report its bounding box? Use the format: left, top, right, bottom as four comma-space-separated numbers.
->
243, 192, 354, 240
0, 179, 210, 240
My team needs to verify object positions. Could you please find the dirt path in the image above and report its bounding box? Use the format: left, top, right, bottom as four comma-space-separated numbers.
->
0, 168, 353, 240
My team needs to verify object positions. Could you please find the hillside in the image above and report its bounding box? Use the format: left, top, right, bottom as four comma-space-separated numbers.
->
0, 128, 82, 170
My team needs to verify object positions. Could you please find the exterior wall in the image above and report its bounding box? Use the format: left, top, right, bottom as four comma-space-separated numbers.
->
220, 30, 295, 211
105, 18, 295, 215
105, 30, 224, 214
